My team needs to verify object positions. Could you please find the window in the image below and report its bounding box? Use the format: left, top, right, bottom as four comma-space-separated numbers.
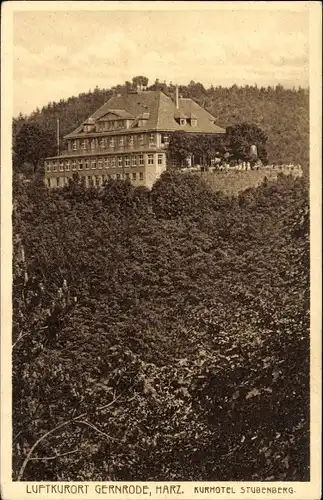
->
125, 173, 130, 180
59, 161, 64, 172
180, 119, 186, 126
84, 159, 89, 170
116, 173, 121, 180
109, 138, 114, 149
111, 157, 116, 168
125, 156, 130, 168
65, 161, 70, 171
128, 136, 134, 148
72, 160, 77, 171
56, 177, 60, 187
147, 154, 154, 165
81, 140, 87, 151
46, 164, 51, 173
95, 175, 101, 186
139, 172, 144, 180
78, 160, 83, 170
91, 159, 96, 169
131, 156, 137, 167
119, 136, 124, 147
53, 162, 57, 172
88, 176, 93, 187
118, 157, 123, 168
162, 134, 169, 144
132, 172, 137, 180
99, 138, 106, 150
139, 154, 144, 166
90, 140, 95, 151
104, 157, 110, 169
191, 119, 197, 127
149, 133, 155, 145
72, 140, 77, 151
98, 158, 103, 169
158, 154, 163, 165
139, 134, 144, 146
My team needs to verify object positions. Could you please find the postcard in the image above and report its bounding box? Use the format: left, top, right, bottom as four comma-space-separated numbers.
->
1, 1, 321, 499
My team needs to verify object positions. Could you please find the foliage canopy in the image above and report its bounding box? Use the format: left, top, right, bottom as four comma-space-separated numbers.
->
13, 171, 309, 481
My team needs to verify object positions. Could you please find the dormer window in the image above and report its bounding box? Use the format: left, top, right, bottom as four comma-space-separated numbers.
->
180, 119, 186, 126
83, 118, 95, 133
191, 119, 197, 127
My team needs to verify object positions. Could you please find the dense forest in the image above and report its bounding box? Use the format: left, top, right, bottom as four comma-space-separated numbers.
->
13, 170, 309, 481
13, 78, 309, 170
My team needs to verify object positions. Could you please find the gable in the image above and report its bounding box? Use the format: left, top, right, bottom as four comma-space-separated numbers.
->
98, 112, 124, 121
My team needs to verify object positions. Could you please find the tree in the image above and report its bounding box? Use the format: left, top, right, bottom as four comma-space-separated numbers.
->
226, 123, 268, 164
125, 81, 132, 92
168, 132, 226, 166
132, 75, 149, 90
168, 132, 193, 166
14, 123, 56, 173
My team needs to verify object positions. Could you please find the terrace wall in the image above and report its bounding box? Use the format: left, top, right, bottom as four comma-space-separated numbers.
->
200, 166, 303, 196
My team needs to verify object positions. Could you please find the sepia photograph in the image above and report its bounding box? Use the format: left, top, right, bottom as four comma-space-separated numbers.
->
1, 1, 321, 498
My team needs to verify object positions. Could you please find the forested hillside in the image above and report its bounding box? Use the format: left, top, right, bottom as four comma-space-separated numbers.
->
13, 80, 309, 168
13, 172, 309, 481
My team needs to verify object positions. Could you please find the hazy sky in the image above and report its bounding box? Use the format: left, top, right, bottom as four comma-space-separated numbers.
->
13, 8, 309, 116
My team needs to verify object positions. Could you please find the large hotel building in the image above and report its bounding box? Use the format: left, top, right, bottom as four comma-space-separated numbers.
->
44, 88, 225, 189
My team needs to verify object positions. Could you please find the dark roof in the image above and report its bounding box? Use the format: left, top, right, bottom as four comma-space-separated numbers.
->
65, 91, 225, 138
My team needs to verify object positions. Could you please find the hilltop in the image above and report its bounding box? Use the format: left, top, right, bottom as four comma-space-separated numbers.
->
13, 81, 309, 168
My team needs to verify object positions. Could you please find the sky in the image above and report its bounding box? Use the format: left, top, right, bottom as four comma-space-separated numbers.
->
12, 7, 309, 116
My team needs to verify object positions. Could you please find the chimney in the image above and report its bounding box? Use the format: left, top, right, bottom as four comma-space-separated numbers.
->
175, 85, 179, 109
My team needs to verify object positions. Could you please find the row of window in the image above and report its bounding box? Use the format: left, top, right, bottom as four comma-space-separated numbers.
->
178, 118, 197, 127
46, 154, 164, 172
69, 133, 169, 152
50, 171, 144, 187
83, 118, 150, 134
96, 119, 129, 132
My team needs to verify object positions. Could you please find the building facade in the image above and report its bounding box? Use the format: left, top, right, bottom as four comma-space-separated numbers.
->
44, 89, 225, 189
